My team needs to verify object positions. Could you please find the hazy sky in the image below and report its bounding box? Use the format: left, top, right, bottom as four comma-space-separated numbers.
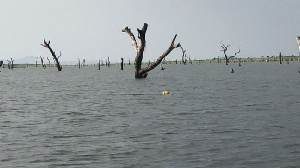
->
0, 0, 299, 63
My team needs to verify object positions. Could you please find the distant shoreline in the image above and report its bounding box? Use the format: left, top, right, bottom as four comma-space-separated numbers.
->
2, 55, 299, 68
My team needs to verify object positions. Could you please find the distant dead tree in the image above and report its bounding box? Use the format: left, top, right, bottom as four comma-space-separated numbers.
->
47, 57, 51, 67
40, 56, 46, 68
82, 59, 86, 67
279, 52, 282, 64
220, 43, 240, 65
78, 58, 81, 69
220, 43, 231, 65
121, 57, 124, 70
122, 23, 180, 78
41, 39, 62, 71
0, 60, 3, 70
98, 59, 101, 70
180, 46, 187, 65
7, 58, 14, 70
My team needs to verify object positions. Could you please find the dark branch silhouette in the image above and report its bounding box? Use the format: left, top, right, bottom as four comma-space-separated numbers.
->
40, 56, 46, 68
220, 43, 231, 65
0, 60, 3, 70
122, 23, 180, 78
46, 57, 51, 67
41, 39, 62, 71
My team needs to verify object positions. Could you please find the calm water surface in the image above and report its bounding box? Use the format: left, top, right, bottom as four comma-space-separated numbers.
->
0, 62, 300, 167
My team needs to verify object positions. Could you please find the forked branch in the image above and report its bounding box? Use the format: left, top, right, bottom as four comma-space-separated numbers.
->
122, 23, 180, 78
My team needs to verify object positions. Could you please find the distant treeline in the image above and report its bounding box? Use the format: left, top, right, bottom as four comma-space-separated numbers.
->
3, 55, 299, 68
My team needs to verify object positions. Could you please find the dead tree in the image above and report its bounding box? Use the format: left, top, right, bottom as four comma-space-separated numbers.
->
122, 23, 180, 78
235, 48, 241, 65
98, 60, 101, 70
0, 60, 3, 71
41, 39, 62, 71
180, 46, 187, 64
82, 59, 85, 67
40, 56, 46, 68
121, 57, 124, 70
220, 43, 231, 65
78, 58, 81, 69
47, 57, 51, 67
7, 58, 14, 70
279, 52, 282, 64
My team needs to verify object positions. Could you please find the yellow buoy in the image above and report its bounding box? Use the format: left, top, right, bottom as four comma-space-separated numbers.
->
162, 90, 169, 95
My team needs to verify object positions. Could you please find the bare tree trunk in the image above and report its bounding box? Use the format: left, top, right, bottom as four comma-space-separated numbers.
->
7, 61, 11, 69
108, 57, 110, 67
221, 44, 230, 65
7, 58, 13, 70
47, 57, 51, 67
180, 46, 187, 65
121, 57, 124, 70
122, 23, 180, 78
11, 58, 14, 70
98, 60, 101, 70
41, 39, 62, 71
279, 52, 282, 64
40, 56, 46, 68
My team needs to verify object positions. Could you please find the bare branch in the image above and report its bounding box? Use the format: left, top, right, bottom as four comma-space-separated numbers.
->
122, 27, 139, 52
139, 34, 180, 75
234, 48, 241, 56
41, 39, 62, 71
58, 51, 62, 58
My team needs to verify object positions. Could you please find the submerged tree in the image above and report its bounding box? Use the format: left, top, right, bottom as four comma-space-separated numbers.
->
40, 56, 46, 68
0, 60, 3, 70
7, 58, 14, 70
220, 43, 240, 65
279, 52, 282, 64
180, 45, 187, 65
47, 57, 51, 67
121, 57, 124, 70
98, 59, 101, 70
220, 43, 231, 65
41, 39, 62, 71
122, 23, 180, 78
78, 58, 81, 69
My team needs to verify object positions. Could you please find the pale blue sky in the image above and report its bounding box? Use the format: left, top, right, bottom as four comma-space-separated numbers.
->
0, 0, 299, 63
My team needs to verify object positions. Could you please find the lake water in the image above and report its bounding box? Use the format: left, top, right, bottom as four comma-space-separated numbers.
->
0, 62, 300, 167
